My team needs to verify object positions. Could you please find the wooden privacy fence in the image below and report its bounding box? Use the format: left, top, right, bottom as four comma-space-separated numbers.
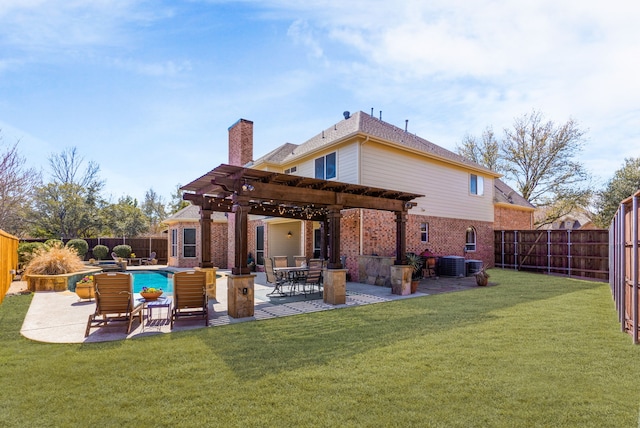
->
494, 229, 609, 281
0, 229, 19, 304
610, 190, 640, 343
21, 237, 168, 264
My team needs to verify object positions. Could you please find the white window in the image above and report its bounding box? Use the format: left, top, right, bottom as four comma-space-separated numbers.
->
315, 152, 336, 180
171, 229, 178, 257
183, 228, 196, 258
420, 223, 429, 243
465, 227, 477, 252
470, 174, 484, 196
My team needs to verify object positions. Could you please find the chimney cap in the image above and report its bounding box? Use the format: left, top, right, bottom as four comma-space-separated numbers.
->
343, 111, 350, 119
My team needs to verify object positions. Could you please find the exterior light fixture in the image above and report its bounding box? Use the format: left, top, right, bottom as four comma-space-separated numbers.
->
287, 231, 292, 239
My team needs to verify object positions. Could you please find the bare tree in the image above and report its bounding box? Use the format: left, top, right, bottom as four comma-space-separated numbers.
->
0, 136, 42, 236
501, 111, 589, 203
456, 126, 502, 172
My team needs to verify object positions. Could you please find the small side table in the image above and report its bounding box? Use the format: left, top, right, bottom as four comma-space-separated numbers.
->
139, 296, 172, 330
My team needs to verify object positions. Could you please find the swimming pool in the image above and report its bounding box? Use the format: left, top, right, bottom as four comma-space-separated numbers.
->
131, 271, 174, 294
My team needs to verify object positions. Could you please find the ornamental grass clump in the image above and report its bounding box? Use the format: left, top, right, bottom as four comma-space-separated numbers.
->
24, 243, 86, 275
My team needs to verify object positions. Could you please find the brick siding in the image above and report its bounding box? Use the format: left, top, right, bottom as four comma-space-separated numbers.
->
494, 206, 534, 230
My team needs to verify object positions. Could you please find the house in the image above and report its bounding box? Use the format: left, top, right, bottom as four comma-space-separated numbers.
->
168, 110, 532, 278
493, 178, 535, 230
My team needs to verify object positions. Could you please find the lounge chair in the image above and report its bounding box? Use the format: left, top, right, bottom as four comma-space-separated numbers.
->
85, 272, 143, 337
171, 271, 208, 328
142, 251, 157, 265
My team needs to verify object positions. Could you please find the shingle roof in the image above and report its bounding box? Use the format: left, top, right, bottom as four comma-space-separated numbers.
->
252, 110, 497, 176
494, 178, 535, 209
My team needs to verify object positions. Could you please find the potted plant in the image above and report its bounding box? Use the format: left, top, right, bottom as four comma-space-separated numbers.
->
406, 253, 424, 293
75, 275, 95, 300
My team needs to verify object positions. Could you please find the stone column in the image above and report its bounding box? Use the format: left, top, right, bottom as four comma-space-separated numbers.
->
390, 265, 412, 296
227, 274, 255, 318
323, 268, 347, 305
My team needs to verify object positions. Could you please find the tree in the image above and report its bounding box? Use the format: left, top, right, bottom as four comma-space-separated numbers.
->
30, 147, 105, 238
502, 111, 590, 206
103, 196, 148, 238
458, 110, 592, 228
141, 188, 167, 234
0, 136, 41, 236
593, 157, 640, 227
456, 126, 502, 172
168, 183, 190, 214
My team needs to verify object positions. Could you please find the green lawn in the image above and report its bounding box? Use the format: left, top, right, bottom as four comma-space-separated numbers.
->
1, 270, 639, 427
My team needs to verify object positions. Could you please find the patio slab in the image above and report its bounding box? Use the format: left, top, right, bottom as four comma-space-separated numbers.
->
13, 270, 482, 344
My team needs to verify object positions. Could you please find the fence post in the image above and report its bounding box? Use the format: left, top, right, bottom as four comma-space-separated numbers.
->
633, 196, 639, 344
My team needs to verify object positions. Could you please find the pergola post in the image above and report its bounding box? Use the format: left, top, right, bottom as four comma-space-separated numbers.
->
327, 205, 343, 269
232, 195, 251, 275
199, 208, 213, 268
395, 209, 408, 265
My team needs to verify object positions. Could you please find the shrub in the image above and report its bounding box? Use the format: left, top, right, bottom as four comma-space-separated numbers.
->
92, 244, 109, 260
66, 239, 89, 258
18, 242, 45, 267
112, 244, 132, 258
44, 239, 64, 248
24, 245, 86, 275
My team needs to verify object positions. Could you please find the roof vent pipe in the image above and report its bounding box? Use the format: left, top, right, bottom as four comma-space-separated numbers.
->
371, 108, 374, 117
405, 119, 408, 132
379, 111, 382, 120
343, 111, 350, 119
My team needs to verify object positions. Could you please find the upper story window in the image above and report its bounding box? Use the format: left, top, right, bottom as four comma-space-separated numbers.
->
470, 174, 484, 196
284, 166, 297, 174
315, 152, 336, 180
420, 223, 429, 243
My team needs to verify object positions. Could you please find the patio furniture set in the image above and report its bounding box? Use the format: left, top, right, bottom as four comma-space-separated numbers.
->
84, 270, 209, 337
264, 256, 325, 298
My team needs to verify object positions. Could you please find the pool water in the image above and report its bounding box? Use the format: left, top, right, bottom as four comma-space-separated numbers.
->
131, 271, 173, 294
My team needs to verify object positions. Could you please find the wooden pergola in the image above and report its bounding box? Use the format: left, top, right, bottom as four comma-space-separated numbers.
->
181, 164, 424, 274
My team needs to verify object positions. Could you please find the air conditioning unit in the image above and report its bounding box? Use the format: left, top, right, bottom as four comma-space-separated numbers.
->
439, 256, 465, 277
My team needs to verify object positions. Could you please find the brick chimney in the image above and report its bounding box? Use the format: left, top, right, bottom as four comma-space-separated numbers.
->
228, 118, 254, 166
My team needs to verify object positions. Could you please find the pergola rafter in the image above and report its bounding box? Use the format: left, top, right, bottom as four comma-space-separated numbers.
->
181, 164, 423, 274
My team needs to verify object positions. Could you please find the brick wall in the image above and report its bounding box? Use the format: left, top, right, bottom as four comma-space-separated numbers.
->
494, 206, 534, 230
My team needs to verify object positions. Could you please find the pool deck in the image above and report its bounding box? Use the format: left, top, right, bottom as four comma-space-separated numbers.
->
11, 266, 482, 344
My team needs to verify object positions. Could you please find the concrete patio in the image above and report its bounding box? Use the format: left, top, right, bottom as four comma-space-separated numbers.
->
12, 268, 482, 344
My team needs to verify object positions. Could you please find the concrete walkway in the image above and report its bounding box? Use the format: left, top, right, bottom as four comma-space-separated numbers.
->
14, 269, 481, 344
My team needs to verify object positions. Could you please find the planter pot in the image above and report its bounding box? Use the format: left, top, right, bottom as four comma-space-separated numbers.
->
76, 282, 95, 300
411, 280, 419, 294
141, 291, 163, 301
391, 281, 411, 296
475, 273, 489, 286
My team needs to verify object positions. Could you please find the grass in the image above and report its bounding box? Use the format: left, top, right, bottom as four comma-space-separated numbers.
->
2, 269, 640, 427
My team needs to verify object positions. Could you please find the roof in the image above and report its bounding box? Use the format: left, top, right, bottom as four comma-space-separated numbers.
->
163, 204, 227, 223
252, 110, 499, 177
494, 179, 535, 210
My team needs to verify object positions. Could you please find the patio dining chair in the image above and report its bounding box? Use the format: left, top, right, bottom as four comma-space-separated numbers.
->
265, 257, 286, 296
294, 256, 307, 267
85, 272, 143, 337
142, 251, 157, 265
171, 270, 209, 328
273, 256, 288, 268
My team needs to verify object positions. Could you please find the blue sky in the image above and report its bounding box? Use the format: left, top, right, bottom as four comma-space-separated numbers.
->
1, 0, 638, 204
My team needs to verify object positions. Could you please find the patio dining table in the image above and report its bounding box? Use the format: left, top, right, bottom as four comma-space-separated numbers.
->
272, 266, 309, 296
